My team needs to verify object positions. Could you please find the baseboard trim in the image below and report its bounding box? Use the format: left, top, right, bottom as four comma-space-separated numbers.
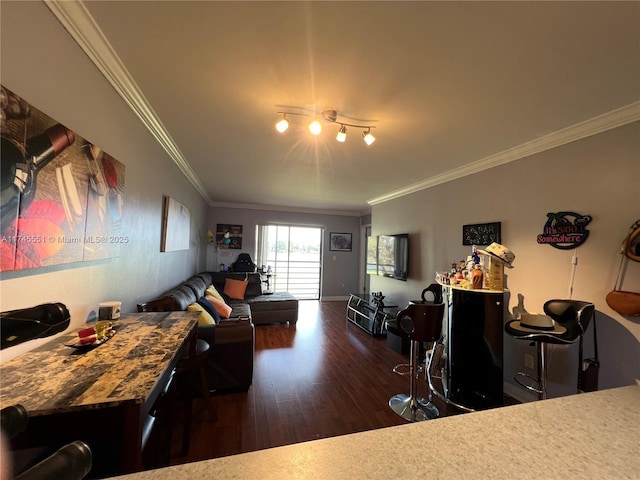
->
321, 296, 350, 302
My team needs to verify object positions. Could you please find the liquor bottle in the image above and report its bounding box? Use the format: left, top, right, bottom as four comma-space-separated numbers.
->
472, 245, 480, 264
1, 124, 75, 231
471, 264, 484, 290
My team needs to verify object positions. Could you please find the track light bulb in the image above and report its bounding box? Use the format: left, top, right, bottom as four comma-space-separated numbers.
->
309, 120, 322, 135
336, 125, 347, 142
363, 129, 376, 145
276, 115, 289, 133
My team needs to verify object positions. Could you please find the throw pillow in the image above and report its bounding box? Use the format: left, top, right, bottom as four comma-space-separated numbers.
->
205, 285, 224, 302
187, 302, 216, 325
196, 297, 221, 324
224, 278, 249, 300
206, 295, 232, 319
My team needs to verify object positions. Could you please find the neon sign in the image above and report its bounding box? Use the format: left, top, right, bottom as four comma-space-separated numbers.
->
537, 212, 592, 250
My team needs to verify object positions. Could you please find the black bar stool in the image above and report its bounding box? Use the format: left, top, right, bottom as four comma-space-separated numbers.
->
390, 284, 443, 374
389, 302, 445, 422
505, 299, 594, 400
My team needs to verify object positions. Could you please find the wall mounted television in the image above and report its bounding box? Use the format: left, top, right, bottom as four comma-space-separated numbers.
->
368, 233, 409, 281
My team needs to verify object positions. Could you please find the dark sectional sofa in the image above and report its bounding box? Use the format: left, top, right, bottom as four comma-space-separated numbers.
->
145, 271, 298, 392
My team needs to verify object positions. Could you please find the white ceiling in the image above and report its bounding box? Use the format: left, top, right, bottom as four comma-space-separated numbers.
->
49, 1, 639, 216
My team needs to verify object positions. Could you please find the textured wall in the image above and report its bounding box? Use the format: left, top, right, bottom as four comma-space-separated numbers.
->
207, 206, 361, 299
371, 122, 640, 396
0, 2, 208, 362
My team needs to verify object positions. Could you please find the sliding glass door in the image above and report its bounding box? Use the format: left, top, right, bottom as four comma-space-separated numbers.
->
256, 225, 322, 300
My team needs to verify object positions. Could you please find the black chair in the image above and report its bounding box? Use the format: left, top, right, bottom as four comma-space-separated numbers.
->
231, 253, 256, 272
419, 283, 443, 304
1, 303, 71, 350
1, 405, 92, 480
389, 302, 445, 422
505, 299, 595, 400
390, 283, 442, 366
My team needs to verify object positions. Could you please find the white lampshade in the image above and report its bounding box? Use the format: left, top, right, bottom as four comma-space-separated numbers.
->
336, 125, 347, 142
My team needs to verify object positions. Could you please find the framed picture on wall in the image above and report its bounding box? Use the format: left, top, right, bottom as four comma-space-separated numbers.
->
330, 232, 352, 252
216, 223, 243, 249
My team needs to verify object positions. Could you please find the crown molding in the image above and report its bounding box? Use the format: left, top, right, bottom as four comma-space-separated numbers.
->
45, 0, 367, 216
210, 201, 367, 218
45, 0, 212, 204
368, 101, 640, 206
44, 1, 639, 213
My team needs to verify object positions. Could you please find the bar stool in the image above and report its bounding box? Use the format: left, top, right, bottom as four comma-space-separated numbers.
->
389, 302, 445, 422
390, 284, 443, 372
505, 299, 594, 400
419, 283, 443, 304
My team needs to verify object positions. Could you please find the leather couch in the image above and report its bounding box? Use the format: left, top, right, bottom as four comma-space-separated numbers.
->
146, 271, 298, 392
208, 272, 298, 326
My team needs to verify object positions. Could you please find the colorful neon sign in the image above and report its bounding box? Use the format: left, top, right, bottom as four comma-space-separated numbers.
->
537, 212, 592, 250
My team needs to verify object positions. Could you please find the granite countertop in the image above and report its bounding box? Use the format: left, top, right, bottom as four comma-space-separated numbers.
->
0, 311, 198, 415
111, 385, 640, 480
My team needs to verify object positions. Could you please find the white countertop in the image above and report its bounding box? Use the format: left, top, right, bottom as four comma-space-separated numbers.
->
112, 385, 640, 480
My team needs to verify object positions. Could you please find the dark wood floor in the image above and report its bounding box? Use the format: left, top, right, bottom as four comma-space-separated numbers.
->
168, 300, 503, 465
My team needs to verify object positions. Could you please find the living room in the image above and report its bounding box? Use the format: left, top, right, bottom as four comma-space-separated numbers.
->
1, 2, 639, 479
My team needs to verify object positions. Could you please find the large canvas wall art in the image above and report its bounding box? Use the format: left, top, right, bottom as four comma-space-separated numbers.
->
161, 196, 190, 252
0, 85, 126, 271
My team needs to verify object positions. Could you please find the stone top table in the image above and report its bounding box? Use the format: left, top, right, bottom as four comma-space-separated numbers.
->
111, 385, 639, 480
0, 311, 199, 474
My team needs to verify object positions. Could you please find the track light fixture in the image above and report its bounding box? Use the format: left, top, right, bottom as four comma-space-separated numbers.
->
275, 114, 289, 133
275, 109, 377, 145
308, 120, 322, 135
363, 128, 376, 146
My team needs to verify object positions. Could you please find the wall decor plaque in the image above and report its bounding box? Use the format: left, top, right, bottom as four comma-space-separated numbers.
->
462, 222, 501, 246
537, 212, 592, 250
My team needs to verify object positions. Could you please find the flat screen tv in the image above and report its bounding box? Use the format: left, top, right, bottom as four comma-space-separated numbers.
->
377, 233, 409, 281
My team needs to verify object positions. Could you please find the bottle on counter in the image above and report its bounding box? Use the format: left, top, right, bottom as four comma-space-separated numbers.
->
471, 264, 484, 290
472, 245, 480, 265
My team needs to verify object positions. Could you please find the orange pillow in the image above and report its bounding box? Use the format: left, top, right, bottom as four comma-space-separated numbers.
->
224, 278, 249, 300
206, 295, 232, 319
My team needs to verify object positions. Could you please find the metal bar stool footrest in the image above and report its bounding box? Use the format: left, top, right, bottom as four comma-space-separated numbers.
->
392, 363, 423, 376
514, 372, 543, 395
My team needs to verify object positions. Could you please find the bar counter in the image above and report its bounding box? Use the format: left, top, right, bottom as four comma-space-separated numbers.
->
0, 312, 198, 414
112, 385, 639, 479
0, 311, 199, 474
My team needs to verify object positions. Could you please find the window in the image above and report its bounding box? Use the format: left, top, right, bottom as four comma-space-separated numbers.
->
256, 225, 322, 300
